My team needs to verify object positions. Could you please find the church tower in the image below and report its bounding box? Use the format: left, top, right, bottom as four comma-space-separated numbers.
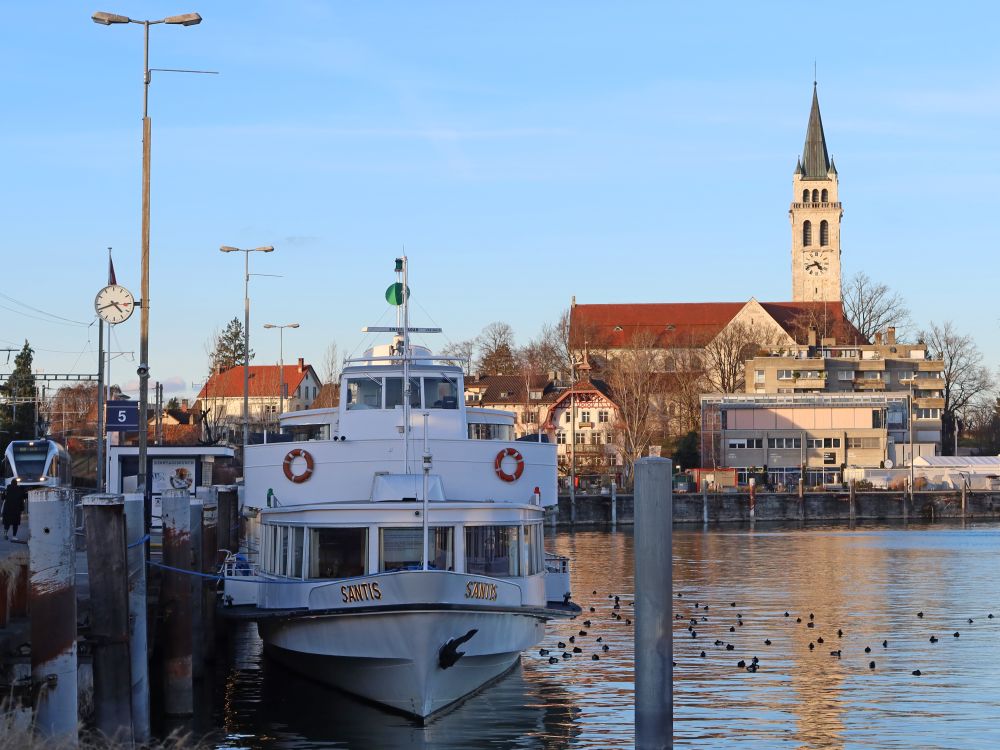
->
790, 84, 843, 301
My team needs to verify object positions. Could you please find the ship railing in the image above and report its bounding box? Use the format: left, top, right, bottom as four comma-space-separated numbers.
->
220, 550, 258, 578
544, 552, 569, 575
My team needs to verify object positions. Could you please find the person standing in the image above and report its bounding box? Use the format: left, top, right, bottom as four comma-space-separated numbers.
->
2, 479, 26, 540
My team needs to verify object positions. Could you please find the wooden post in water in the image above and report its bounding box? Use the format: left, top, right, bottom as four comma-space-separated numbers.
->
123, 493, 150, 741
610, 482, 617, 527
701, 479, 708, 526
82, 494, 133, 743
189, 497, 204, 682
634, 457, 672, 750
217, 487, 238, 554
28, 487, 77, 745
201, 495, 218, 645
161, 489, 193, 716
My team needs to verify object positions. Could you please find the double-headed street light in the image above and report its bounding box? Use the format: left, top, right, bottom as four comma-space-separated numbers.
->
92, 8, 202, 541
220, 246, 274, 451
263, 323, 300, 416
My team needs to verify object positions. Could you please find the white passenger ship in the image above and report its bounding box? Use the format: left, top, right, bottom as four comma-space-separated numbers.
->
222, 257, 577, 719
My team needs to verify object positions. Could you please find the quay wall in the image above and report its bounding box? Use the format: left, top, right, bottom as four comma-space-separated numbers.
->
548, 491, 1000, 527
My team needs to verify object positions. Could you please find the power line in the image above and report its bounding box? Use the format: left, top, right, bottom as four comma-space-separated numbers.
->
0, 291, 89, 326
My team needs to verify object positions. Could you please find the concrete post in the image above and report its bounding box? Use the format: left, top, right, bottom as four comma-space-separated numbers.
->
82, 494, 133, 743
124, 494, 150, 741
611, 482, 617, 527
161, 489, 193, 716
634, 457, 672, 750
202, 497, 218, 646
748, 477, 756, 521
28, 488, 77, 746
189, 498, 204, 682
701, 479, 709, 526
217, 487, 238, 554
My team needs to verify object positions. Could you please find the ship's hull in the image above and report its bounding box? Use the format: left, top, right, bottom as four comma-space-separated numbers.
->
258, 607, 547, 719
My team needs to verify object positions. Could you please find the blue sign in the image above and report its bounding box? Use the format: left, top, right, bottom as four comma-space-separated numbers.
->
106, 400, 139, 431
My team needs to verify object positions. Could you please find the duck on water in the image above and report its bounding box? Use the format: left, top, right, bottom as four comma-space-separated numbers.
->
220, 257, 579, 719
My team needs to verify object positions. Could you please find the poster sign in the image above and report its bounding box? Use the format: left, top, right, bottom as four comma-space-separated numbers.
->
151, 457, 196, 494
106, 400, 138, 431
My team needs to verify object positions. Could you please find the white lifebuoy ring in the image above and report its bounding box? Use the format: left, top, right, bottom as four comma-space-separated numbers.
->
283, 448, 314, 483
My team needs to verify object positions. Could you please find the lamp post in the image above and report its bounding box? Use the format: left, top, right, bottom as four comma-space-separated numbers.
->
263, 323, 299, 416
92, 9, 202, 525
220, 246, 274, 451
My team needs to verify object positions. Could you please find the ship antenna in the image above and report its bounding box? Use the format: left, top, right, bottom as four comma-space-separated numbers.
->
400, 256, 411, 475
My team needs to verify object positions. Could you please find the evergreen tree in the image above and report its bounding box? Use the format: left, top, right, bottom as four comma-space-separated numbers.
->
0, 341, 37, 449
672, 430, 701, 472
210, 318, 254, 373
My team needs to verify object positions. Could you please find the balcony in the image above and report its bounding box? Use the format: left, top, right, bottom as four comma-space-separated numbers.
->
853, 378, 886, 390
915, 397, 945, 409
794, 377, 827, 389
791, 201, 842, 210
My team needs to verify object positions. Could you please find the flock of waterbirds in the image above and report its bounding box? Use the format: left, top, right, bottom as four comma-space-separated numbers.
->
536, 589, 997, 678
538, 591, 634, 664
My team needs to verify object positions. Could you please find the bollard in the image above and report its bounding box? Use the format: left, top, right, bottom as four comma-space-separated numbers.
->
161, 489, 193, 716
124, 494, 150, 741
190, 498, 204, 682
701, 479, 709, 526
611, 482, 617, 527
202, 499, 218, 646
634, 457, 672, 750
28, 488, 78, 746
83, 494, 133, 743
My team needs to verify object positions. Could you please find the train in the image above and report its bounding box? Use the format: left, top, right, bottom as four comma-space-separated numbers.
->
1, 439, 72, 489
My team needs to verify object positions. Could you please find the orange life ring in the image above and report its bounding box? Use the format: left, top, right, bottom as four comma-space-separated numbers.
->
283, 448, 314, 483
494, 447, 524, 482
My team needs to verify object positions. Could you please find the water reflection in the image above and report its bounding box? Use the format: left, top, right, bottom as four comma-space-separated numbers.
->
207, 523, 1000, 749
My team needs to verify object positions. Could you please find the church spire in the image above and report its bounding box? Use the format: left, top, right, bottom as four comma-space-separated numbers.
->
801, 83, 830, 179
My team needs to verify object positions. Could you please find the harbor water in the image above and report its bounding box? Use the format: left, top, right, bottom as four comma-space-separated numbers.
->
208, 523, 1000, 749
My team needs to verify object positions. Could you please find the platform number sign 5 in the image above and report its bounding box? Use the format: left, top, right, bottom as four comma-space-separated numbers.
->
106, 400, 139, 431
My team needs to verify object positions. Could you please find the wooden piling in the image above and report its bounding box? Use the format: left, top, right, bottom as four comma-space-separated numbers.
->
201, 497, 218, 646
634, 457, 672, 750
28, 487, 78, 745
217, 487, 238, 554
161, 489, 193, 716
83, 494, 133, 743
189, 497, 204, 682
123, 494, 150, 741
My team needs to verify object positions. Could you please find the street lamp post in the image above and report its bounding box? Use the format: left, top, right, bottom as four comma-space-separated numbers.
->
220, 246, 274, 451
263, 323, 300, 416
92, 9, 202, 526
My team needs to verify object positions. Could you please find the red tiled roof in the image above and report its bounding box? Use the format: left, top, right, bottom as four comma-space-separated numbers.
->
196, 364, 316, 399
571, 300, 866, 348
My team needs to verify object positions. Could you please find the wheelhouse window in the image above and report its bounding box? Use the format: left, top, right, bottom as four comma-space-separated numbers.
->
468, 423, 514, 440
522, 524, 544, 576
346, 377, 383, 410
424, 377, 459, 409
282, 423, 330, 441
385, 377, 422, 409
379, 527, 454, 572
309, 527, 368, 578
465, 525, 521, 577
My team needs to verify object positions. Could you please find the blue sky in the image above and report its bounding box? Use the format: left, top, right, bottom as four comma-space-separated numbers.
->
2, 2, 998, 397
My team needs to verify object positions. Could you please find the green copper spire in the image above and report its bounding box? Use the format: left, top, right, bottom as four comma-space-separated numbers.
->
801, 84, 830, 179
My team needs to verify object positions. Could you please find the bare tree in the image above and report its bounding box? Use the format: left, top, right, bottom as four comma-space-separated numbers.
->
320, 341, 340, 386
703, 321, 776, 393
842, 271, 911, 342
440, 339, 476, 375
476, 322, 518, 375
920, 321, 995, 455
605, 331, 663, 489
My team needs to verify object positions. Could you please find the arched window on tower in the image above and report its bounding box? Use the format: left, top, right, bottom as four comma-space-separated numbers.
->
821, 189, 828, 202
811, 189, 819, 203
820, 220, 829, 246
803, 220, 812, 247
803, 189, 809, 203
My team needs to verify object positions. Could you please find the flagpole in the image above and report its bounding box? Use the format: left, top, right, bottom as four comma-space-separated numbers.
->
97, 311, 106, 492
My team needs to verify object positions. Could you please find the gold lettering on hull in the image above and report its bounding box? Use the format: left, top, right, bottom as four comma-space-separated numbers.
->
465, 581, 498, 601
340, 581, 383, 604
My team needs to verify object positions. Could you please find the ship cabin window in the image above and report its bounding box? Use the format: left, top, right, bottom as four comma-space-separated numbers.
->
281, 423, 330, 441
465, 525, 521, 577
309, 527, 368, 579
467, 422, 514, 441
262, 525, 306, 578
385, 377, 422, 409
424, 377, 459, 409
379, 527, 454, 572
346, 377, 383, 410
522, 524, 545, 576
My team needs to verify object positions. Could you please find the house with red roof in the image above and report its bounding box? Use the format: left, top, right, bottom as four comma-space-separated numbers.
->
194, 357, 322, 443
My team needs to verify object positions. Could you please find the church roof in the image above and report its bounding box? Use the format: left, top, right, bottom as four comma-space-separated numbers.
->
801, 84, 830, 179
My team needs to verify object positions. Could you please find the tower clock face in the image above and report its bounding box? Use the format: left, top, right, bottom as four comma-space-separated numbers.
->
95, 284, 135, 324
804, 251, 829, 276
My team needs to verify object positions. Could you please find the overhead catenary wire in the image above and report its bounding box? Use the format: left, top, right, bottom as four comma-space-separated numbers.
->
0, 291, 89, 326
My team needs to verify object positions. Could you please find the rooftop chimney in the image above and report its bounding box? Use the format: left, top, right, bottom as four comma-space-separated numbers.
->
181, 398, 189, 412
807, 327, 817, 347
297, 357, 305, 373
887, 327, 896, 345
874, 332, 883, 346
